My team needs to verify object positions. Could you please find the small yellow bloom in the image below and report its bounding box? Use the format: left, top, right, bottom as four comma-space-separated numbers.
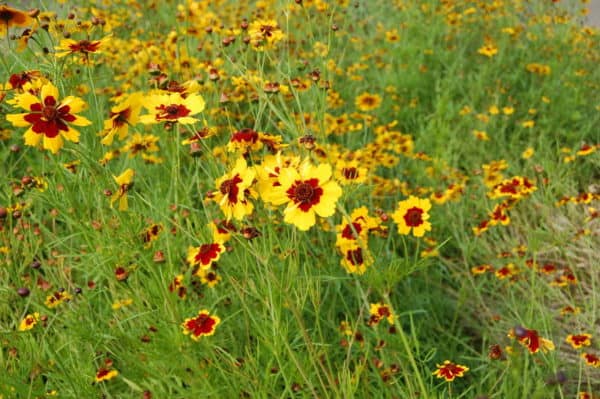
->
521, 147, 534, 159
111, 169, 135, 211
18, 312, 40, 331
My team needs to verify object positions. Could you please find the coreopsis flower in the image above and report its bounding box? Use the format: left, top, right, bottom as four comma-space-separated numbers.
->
111, 169, 135, 211
265, 161, 343, 231
8, 70, 42, 91
121, 133, 160, 158
392, 196, 432, 237
6, 81, 91, 153
139, 92, 205, 125
248, 19, 285, 51
187, 243, 226, 269
0, 5, 32, 34
432, 361, 469, 382
95, 368, 118, 382
142, 223, 163, 247
576, 144, 597, 157
45, 290, 72, 308
355, 92, 382, 112
18, 312, 40, 331
369, 302, 395, 325
336, 206, 380, 249
582, 352, 600, 367
509, 326, 555, 354
182, 310, 220, 341
196, 267, 221, 288
566, 334, 592, 349
168, 274, 187, 299
340, 245, 374, 275
210, 157, 257, 221
100, 92, 143, 145
477, 38, 498, 57
334, 160, 368, 185
522, 147, 535, 159
111, 298, 133, 310
488, 176, 537, 200
256, 153, 301, 201
55, 36, 111, 62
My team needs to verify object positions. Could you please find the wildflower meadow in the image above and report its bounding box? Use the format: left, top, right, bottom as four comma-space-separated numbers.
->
0, 0, 598, 398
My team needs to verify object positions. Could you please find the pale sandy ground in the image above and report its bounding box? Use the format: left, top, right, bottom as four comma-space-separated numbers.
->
588, 0, 600, 27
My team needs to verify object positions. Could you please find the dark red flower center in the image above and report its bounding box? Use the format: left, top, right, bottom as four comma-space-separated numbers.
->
194, 243, 221, 265
43, 104, 58, 121
342, 167, 359, 180
342, 222, 363, 240
403, 207, 424, 227
260, 25, 275, 37
377, 306, 391, 318
346, 247, 364, 265
111, 108, 131, 127
231, 128, 258, 143
219, 175, 242, 203
287, 179, 323, 212
69, 39, 101, 53
185, 313, 217, 337
155, 103, 191, 120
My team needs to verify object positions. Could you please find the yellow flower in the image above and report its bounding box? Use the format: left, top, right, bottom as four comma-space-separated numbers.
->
18, 312, 40, 331
0, 5, 33, 35
111, 169, 135, 211
355, 92, 382, 112
266, 161, 343, 231
101, 92, 143, 145
392, 196, 432, 237
247, 19, 285, 51
522, 147, 534, 159
477, 39, 498, 57
139, 92, 205, 125
369, 302, 395, 325
6, 81, 91, 154
95, 368, 119, 382
211, 158, 257, 221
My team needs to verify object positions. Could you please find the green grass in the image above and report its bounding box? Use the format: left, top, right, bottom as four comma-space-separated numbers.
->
1, 0, 599, 398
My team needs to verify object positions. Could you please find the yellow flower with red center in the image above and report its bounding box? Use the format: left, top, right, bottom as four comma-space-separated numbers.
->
211, 157, 257, 221
111, 168, 135, 211
488, 176, 537, 200
45, 290, 72, 308
477, 38, 498, 57
182, 310, 220, 341
336, 206, 380, 250
6, 81, 91, 154
18, 312, 40, 331
334, 160, 368, 185
0, 5, 33, 34
101, 92, 143, 145
432, 360, 469, 382
582, 352, 600, 368
55, 36, 111, 62
197, 267, 221, 288
566, 333, 592, 349
139, 92, 205, 125
187, 243, 226, 269
355, 92, 382, 112
392, 196, 432, 237
369, 302, 395, 325
248, 18, 285, 51
340, 245, 374, 275
266, 161, 343, 231
509, 326, 555, 354
95, 368, 119, 382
